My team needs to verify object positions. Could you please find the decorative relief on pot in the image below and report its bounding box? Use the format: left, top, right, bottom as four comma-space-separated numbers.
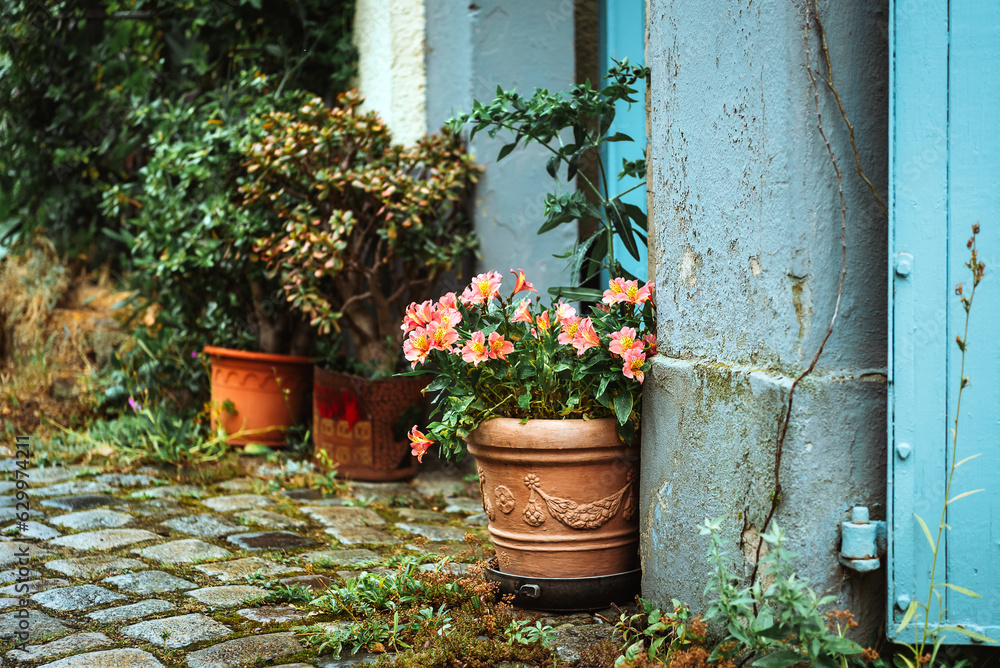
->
478, 466, 495, 521
494, 486, 516, 514
521, 469, 637, 530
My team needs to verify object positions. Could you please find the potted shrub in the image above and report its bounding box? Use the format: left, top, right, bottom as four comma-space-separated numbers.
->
240, 91, 481, 480
398, 62, 655, 594
402, 270, 655, 579
103, 73, 317, 446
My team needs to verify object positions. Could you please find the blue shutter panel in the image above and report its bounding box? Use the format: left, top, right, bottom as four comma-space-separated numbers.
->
889, 0, 1000, 644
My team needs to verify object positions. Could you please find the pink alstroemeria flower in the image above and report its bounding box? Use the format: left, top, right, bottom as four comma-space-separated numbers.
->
609, 327, 644, 358
437, 292, 458, 310
622, 349, 646, 384
557, 316, 581, 346
428, 321, 459, 352
512, 297, 534, 324
460, 271, 503, 306
535, 310, 551, 332
602, 278, 655, 305
403, 327, 433, 368
487, 332, 514, 361
644, 333, 658, 356
553, 301, 577, 324
461, 331, 490, 366
509, 268, 537, 295
408, 426, 434, 462
401, 300, 435, 334
433, 306, 462, 330
572, 317, 601, 355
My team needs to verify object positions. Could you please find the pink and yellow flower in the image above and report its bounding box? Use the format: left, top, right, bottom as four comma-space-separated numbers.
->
609, 326, 644, 358
427, 321, 459, 352
572, 317, 602, 355
487, 332, 514, 361
622, 349, 646, 383
403, 327, 433, 368
643, 333, 658, 356
461, 331, 490, 366
408, 426, 434, 463
509, 268, 537, 295
557, 316, 581, 345
535, 310, 551, 332
461, 271, 503, 306
512, 297, 534, 324
437, 292, 458, 310
553, 301, 577, 324
602, 278, 654, 305
401, 300, 435, 334
433, 306, 462, 330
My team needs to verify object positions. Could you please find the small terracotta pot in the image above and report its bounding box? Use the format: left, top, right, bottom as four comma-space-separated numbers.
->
466, 417, 639, 578
312, 368, 427, 481
203, 345, 313, 446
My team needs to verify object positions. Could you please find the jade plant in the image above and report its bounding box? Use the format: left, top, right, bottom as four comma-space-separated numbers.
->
240, 91, 481, 377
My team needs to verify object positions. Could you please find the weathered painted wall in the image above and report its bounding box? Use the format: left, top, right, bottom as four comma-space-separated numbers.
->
642, 0, 889, 638
425, 0, 579, 297
354, 0, 427, 146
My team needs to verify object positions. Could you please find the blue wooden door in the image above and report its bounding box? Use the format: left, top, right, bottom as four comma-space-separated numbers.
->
600, 0, 647, 281
889, 0, 1000, 644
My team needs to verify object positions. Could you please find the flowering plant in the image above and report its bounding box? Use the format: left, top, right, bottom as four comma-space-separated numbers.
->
402, 269, 655, 461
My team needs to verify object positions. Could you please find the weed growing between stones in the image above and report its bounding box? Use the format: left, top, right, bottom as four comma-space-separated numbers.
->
286, 543, 559, 665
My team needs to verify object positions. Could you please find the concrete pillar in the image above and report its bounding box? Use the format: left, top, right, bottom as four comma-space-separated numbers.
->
641, 0, 889, 639
354, 0, 427, 146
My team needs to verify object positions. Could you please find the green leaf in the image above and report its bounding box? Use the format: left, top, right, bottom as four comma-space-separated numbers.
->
604, 132, 634, 143
914, 513, 936, 553
623, 202, 647, 231
937, 626, 997, 643
497, 141, 518, 161
547, 286, 603, 301
946, 489, 984, 505
613, 393, 633, 425
937, 583, 982, 598
546, 155, 559, 179
895, 599, 918, 635
607, 197, 640, 261
753, 649, 804, 668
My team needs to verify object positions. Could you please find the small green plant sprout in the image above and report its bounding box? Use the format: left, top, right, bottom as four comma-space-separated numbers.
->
244, 569, 269, 585
504, 619, 556, 648
341, 494, 376, 508
3, 527, 20, 536
448, 59, 650, 298
896, 224, 995, 665
614, 597, 705, 667
160, 630, 171, 649
312, 449, 344, 497
263, 583, 315, 605
700, 517, 864, 668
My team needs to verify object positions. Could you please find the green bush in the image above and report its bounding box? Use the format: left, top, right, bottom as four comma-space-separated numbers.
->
0, 0, 355, 263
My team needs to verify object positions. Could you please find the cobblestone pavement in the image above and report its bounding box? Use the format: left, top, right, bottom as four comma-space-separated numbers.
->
0, 461, 616, 667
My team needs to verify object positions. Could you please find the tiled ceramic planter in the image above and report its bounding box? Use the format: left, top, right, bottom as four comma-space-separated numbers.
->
312, 368, 427, 481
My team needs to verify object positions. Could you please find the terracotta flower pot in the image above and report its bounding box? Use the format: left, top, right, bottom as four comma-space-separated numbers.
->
466, 417, 640, 578
203, 345, 313, 446
312, 368, 427, 481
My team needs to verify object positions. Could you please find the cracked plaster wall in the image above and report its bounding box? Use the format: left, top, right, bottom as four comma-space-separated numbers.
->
641, 0, 889, 639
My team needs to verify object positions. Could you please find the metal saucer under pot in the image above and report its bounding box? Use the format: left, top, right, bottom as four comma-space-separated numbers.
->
485, 567, 641, 612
